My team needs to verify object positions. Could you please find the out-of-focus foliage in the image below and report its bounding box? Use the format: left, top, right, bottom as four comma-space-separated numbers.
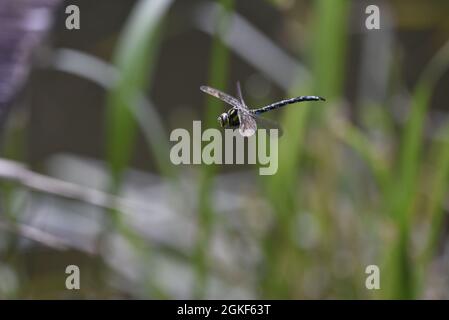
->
1, 0, 449, 299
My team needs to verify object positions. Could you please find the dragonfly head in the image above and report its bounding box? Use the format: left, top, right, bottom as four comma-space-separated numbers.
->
218, 113, 229, 127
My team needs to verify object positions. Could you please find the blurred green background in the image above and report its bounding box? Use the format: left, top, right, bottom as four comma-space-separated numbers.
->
1, 0, 449, 299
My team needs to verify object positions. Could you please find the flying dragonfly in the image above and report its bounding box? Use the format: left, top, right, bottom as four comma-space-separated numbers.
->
200, 82, 325, 137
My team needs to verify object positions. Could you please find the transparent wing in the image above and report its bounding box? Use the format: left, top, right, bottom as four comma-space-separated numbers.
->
253, 114, 283, 137
238, 109, 257, 137
200, 85, 242, 109
234, 82, 257, 136
236, 81, 248, 109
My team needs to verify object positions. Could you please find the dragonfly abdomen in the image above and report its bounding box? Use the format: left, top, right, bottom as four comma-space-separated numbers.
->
253, 96, 325, 115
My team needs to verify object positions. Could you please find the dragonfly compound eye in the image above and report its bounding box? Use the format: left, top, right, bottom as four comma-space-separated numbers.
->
218, 113, 228, 127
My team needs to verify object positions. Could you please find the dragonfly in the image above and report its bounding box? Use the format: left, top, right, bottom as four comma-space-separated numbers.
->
200, 82, 325, 137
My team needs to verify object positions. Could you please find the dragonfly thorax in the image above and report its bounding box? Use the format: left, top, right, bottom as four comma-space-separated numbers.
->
218, 109, 240, 128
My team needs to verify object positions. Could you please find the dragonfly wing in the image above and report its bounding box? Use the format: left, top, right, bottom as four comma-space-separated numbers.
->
200, 85, 241, 109
236, 81, 247, 108
235, 82, 257, 136
253, 115, 283, 137
238, 109, 257, 137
